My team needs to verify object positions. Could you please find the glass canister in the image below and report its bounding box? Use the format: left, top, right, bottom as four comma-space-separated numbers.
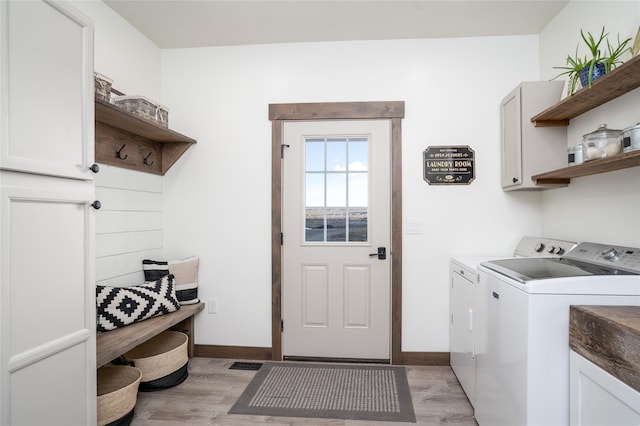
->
622, 123, 640, 153
567, 144, 583, 166
567, 146, 575, 165
582, 124, 622, 161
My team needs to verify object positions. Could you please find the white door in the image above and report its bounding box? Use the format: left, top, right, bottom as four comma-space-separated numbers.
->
0, 173, 96, 425
0, 1, 96, 424
282, 120, 391, 360
450, 263, 476, 405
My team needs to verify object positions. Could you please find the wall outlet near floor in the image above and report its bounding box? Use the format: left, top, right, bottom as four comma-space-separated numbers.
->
208, 298, 218, 314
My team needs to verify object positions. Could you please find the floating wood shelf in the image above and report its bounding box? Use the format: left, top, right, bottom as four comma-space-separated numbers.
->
531, 55, 640, 127
529, 54, 640, 186
96, 302, 204, 368
532, 150, 640, 185
95, 98, 196, 175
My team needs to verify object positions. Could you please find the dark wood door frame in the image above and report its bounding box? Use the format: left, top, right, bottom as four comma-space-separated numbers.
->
269, 101, 405, 364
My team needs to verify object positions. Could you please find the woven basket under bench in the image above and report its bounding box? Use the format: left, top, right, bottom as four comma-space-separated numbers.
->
121, 330, 189, 391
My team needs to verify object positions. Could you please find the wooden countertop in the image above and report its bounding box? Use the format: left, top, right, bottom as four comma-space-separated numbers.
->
569, 305, 640, 392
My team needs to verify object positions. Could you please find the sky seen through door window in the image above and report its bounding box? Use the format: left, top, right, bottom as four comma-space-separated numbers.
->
305, 136, 369, 242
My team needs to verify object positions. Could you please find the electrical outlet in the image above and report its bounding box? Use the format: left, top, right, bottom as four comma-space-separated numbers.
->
208, 298, 218, 314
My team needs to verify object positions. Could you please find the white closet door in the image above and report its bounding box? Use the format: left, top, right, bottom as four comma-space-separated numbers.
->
0, 0, 94, 180
0, 1, 96, 424
1, 172, 96, 425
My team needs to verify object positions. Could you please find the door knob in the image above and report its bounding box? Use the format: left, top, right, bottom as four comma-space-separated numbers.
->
369, 247, 386, 260
91, 200, 102, 210
89, 163, 100, 173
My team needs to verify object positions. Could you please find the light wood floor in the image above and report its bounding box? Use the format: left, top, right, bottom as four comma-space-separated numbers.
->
131, 358, 477, 425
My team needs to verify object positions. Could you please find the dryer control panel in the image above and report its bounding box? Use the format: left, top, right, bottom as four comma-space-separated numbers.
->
514, 236, 577, 258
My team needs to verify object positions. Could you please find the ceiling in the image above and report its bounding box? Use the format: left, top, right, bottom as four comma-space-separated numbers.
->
104, 0, 569, 49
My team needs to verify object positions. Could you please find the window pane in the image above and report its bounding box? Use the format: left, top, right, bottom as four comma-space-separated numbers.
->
326, 208, 346, 242
349, 140, 368, 171
305, 208, 324, 241
327, 139, 346, 171
326, 173, 346, 207
305, 173, 324, 207
303, 136, 369, 243
305, 140, 325, 171
349, 208, 368, 242
348, 173, 368, 207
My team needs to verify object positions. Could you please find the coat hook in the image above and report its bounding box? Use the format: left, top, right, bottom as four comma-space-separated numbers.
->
116, 144, 128, 160
143, 152, 154, 167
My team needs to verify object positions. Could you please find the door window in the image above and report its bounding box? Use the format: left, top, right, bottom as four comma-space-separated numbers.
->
304, 136, 368, 243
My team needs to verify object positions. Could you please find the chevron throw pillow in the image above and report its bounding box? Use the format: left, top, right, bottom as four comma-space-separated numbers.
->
96, 274, 180, 332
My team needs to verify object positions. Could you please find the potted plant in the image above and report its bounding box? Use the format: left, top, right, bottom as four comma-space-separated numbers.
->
604, 33, 633, 71
553, 27, 632, 96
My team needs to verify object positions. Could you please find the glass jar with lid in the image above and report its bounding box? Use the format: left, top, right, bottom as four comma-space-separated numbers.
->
582, 124, 622, 161
622, 123, 640, 153
567, 144, 583, 166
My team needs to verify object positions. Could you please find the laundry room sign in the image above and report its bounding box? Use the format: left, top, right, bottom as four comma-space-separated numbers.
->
423, 145, 475, 185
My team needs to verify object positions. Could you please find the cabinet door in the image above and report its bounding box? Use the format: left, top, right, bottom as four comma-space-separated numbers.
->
500, 81, 566, 191
0, 172, 96, 425
570, 351, 640, 426
0, 0, 94, 180
500, 86, 522, 189
0, 1, 96, 424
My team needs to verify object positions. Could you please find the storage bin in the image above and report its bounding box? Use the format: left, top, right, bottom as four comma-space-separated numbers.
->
122, 331, 188, 391
94, 72, 113, 102
97, 365, 142, 426
113, 95, 169, 128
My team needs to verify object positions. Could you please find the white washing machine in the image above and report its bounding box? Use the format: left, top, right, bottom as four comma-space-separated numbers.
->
475, 242, 640, 426
450, 236, 577, 407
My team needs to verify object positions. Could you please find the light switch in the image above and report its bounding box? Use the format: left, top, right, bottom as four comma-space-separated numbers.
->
406, 220, 422, 234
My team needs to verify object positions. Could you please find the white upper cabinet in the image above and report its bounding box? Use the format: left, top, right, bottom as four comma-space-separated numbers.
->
0, 0, 94, 180
500, 81, 567, 191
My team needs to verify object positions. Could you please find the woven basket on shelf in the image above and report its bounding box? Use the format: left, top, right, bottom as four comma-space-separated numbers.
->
94, 72, 113, 102
97, 365, 142, 426
122, 330, 188, 391
113, 95, 169, 128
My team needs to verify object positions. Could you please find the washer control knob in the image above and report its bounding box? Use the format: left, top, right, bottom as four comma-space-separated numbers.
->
534, 243, 545, 252
555, 247, 565, 255
547, 246, 556, 253
601, 247, 619, 260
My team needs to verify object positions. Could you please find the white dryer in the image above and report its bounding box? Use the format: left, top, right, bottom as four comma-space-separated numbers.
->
450, 236, 576, 406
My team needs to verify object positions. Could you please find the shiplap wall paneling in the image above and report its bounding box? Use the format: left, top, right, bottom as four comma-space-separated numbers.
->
95, 164, 163, 287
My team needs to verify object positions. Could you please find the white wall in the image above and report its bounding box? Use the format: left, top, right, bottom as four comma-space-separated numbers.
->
71, 0, 165, 286
161, 36, 544, 351
78, 0, 640, 353
95, 166, 163, 286
71, 0, 162, 100
538, 0, 640, 246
